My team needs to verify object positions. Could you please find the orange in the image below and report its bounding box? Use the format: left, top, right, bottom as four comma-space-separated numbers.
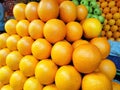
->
6, 51, 23, 70
108, 19, 115, 26
1, 84, 13, 90
103, 24, 110, 31
25, 2, 39, 21
98, 59, 116, 80
28, 19, 44, 39
112, 81, 120, 90
110, 25, 118, 32
0, 82, 3, 89
82, 72, 112, 90
113, 31, 120, 39
32, 38, 52, 59
72, 39, 89, 49
10, 70, 27, 90
6, 34, 21, 51
0, 66, 13, 85
19, 55, 38, 77
66, 21, 83, 42
108, 1, 115, 8
35, 59, 58, 85
43, 84, 58, 90
72, 43, 102, 73
16, 20, 30, 37
111, 6, 118, 14
103, 7, 110, 14
17, 36, 34, 55
101, 30, 106, 37
106, 31, 113, 38
0, 33, 9, 49
37, 0, 59, 22
113, 13, 120, 20
105, 13, 113, 20
77, 5, 88, 21
23, 77, 43, 90
90, 37, 110, 59
55, 65, 81, 90
5, 19, 17, 35
51, 40, 73, 66
82, 18, 102, 39
43, 19, 66, 44
101, 2, 108, 8
59, 1, 77, 23
0, 48, 10, 66
116, 19, 120, 26
13, 3, 26, 20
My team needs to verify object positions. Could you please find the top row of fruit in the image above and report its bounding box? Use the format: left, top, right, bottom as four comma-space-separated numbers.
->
13, 0, 104, 24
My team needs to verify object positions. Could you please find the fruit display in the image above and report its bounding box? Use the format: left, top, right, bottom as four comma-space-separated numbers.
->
0, 0, 120, 90
98, 0, 120, 41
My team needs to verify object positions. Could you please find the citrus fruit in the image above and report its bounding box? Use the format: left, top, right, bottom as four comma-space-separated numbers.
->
77, 5, 88, 21
10, 70, 27, 90
19, 55, 38, 77
6, 51, 23, 70
0, 66, 13, 85
25, 2, 39, 21
16, 20, 30, 37
6, 34, 21, 51
43, 19, 66, 44
43, 84, 58, 90
13, 3, 26, 20
23, 77, 43, 90
1, 84, 13, 90
82, 72, 112, 90
37, 0, 59, 22
90, 37, 110, 59
55, 65, 82, 90
28, 19, 44, 39
112, 81, 120, 90
57, 0, 70, 4
32, 38, 52, 59
98, 59, 116, 80
66, 21, 83, 42
17, 36, 34, 55
0, 33, 9, 49
59, 1, 77, 23
5, 19, 17, 35
0, 48, 10, 66
72, 43, 102, 73
35, 59, 58, 85
0, 82, 3, 89
82, 18, 102, 39
51, 40, 73, 66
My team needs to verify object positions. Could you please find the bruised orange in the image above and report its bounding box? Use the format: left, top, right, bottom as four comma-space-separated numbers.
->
37, 0, 59, 22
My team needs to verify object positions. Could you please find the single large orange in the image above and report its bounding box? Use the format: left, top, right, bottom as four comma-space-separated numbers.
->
37, 0, 59, 22
72, 43, 102, 73
43, 19, 66, 44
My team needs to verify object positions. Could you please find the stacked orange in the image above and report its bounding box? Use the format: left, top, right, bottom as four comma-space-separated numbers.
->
0, 0, 120, 90
98, 0, 120, 41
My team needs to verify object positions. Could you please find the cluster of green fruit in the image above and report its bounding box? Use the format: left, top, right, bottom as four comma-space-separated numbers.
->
72, 0, 105, 24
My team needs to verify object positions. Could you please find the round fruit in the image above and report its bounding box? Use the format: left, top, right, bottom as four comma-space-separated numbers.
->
5, 19, 17, 35
66, 21, 83, 42
32, 38, 52, 59
112, 81, 120, 90
98, 59, 116, 80
19, 55, 38, 77
37, 0, 59, 22
1, 84, 13, 90
6, 34, 21, 51
0, 33, 9, 49
82, 18, 102, 39
43, 84, 58, 90
35, 59, 58, 85
13, 3, 26, 20
16, 20, 30, 37
23, 77, 43, 90
25, 2, 39, 21
0, 66, 13, 85
28, 19, 44, 39
90, 37, 110, 59
51, 40, 73, 66
72, 43, 102, 73
10, 70, 27, 90
17, 36, 34, 55
55, 65, 81, 90
59, 1, 77, 23
6, 51, 23, 70
43, 19, 66, 44
82, 72, 112, 90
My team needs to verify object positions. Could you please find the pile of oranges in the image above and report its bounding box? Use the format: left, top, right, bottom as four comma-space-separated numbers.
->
0, 0, 120, 90
98, 0, 120, 41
